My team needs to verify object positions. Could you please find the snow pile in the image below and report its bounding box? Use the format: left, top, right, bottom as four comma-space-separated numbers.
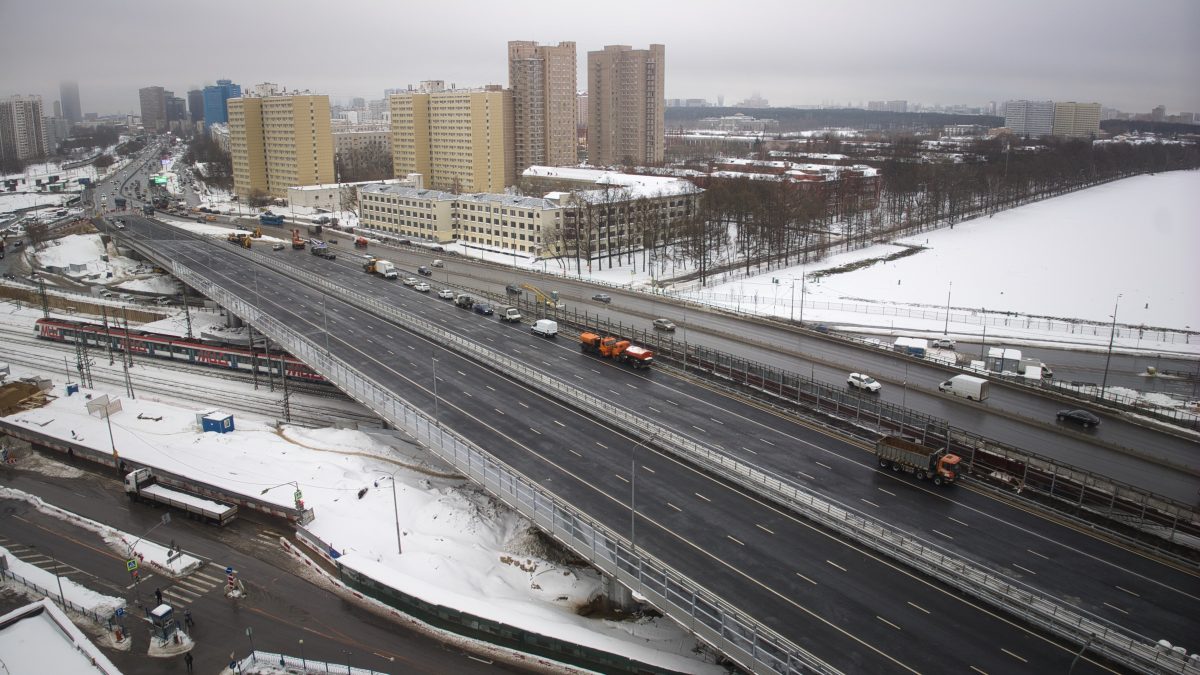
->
3, 386, 719, 673
0, 543, 124, 617
33, 234, 108, 270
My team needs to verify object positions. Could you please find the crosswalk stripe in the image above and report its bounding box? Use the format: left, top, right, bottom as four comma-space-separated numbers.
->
193, 572, 222, 584
165, 588, 199, 600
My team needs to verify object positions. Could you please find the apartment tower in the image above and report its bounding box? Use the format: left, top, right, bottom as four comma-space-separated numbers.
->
1052, 102, 1102, 138
1003, 100, 1055, 138
228, 92, 335, 199
389, 82, 514, 193
508, 40, 577, 171
0, 95, 48, 162
587, 44, 665, 166
59, 81, 82, 124
139, 86, 168, 133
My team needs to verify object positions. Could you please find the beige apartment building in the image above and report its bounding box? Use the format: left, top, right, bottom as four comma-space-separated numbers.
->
587, 44, 666, 166
389, 83, 514, 193
229, 93, 335, 199
358, 184, 560, 255
508, 40, 577, 172
1052, 101, 1102, 138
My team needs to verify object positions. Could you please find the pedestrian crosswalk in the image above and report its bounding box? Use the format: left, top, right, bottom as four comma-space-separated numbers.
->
253, 528, 285, 548
0, 535, 92, 583
161, 569, 223, 606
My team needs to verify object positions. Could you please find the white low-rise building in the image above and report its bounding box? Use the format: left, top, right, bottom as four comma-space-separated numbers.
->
289, 174, 422, 211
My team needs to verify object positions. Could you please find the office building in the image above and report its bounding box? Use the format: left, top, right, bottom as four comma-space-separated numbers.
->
202, 79, 241, 128
187, 90, 205, 123
59, 81, 81, 124
228, 92, 335, 199
1003, 100, 1054, 138
587, 44, 665, 166
139, 86, 168, 133
1052, 102, 1101, 138
0, 95, 48, 161
165, 95, 188, 124
389, 82, 514, 193
508, 40, 577, 172
52, 100, 62, 118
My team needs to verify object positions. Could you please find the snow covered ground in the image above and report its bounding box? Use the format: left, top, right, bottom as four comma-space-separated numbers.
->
0, 314, 720, 673
30, 233, 178, 296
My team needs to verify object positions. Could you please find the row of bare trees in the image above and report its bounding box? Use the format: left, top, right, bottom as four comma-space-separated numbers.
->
547, 138, 1198, 286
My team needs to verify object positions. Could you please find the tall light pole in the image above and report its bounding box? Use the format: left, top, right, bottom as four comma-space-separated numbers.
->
1100, 294, 1122, 399
979, 307, 987, 362
298, 639, 306, 670
943, 280, 952, 335
799, 275, 806, 326
374, 474, 402, 554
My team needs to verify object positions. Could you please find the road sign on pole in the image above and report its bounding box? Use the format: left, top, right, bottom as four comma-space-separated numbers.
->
126, 559, 138, 572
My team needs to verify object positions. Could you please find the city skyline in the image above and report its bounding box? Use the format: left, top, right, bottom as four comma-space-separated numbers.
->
1, 0, 1196, 117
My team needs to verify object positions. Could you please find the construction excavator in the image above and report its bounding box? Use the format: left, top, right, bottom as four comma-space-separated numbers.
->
521, 283, 564, 309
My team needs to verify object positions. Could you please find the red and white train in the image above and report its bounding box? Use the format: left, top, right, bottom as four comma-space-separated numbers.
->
34, 317, 326, 384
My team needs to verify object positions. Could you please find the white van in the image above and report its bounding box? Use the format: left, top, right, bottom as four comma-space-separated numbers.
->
530, 319, 557, 338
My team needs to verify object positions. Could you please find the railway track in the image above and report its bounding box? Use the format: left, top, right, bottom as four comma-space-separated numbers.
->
0, 322, 379, 427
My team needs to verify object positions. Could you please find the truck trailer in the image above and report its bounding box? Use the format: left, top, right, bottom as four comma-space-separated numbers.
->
124, 468, 238, 526
875, 436, 961, 486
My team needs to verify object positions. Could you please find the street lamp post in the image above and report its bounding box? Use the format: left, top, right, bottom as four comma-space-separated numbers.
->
298, 639, 306, 670
943, 281, 953, 335
979, 308, 987, 362
799, 275, 806, 326
1100, 294, 1122, 400
374, 474, 403, 554
260, 481, 303, 510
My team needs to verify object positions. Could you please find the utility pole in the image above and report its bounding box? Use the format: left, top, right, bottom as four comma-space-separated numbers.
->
102, 305, 114, 365
121, 309, 135, 399
1100, 294, 1122, 400
279, 352, 292, 423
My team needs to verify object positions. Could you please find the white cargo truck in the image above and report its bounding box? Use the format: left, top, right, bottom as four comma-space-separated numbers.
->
938, 374, 989, 401
376, 260, 398, 279
500, 306, 522, 323
530, 319, 558, 338
124, 468, 237, 526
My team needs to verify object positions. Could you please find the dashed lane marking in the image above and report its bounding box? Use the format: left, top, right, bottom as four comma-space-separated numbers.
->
932, 529, 954, 540
553, 420, 566, 427
949, 516, 970, 527
1027, 549, 1049, 560
595, 441, 607, 449
666, 503, 682, 512
727, 535, 745, 546
1011, 563, 1037, 576
694, 493, 711, 502
877, 488, 896, 496
796, 471, 815, 480
860, 499, 880, 508
756, 524, 775, 535
876, 616, 901, 630
615, 474, 629, 484
1103, 602, 1128, 614
1000, 649, 1027, 663
907, 601, 930, 614
826, 560, 847, 572
795, 571, 817, 585
1115, 585, 1141, 598
815, 461, 832, 470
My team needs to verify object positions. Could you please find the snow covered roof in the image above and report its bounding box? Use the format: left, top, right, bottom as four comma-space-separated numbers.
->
0, 600, 121, 675
522, 166, 701, 199
360, 184, 560, 209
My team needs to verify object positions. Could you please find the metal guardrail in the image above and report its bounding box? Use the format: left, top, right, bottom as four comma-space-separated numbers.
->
165, 244, 1198, 675
169, 261, 834, 675
237, 650, 388, 675
1, 567, 119, 627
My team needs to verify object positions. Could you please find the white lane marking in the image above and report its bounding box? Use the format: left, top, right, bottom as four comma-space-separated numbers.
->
567, 448, 581, 457
1103, 602, 1128, 614
877, 488, 896, 497
932, 529, 954, 540
815, 461, 832, 470
667, 502, 682, 512
826, 560, 847, 572
457, 370, 466, 376
760, 438, 776, 446
860, 499, 880, 508
796, 471, 815, 480
595, 441, 607, 449
615, 474, 629, 484
907, 601, 930, 614
709, 417, 724, 425
727, 535, 745, 546
969, 666, 987, 674
694, 493, 711, 502
876, 616, 901, 631
666, 400, 678, 406
756, 524, 775, 535
691, 425, 705, 432
1115, 585, 1141, 598
949, 516, 970, 527
740, 446, 758, 455
794, 571, 817, 585
1001, 648, 1027, 663
1027, 549, 1049, 560
625, 383, 638, 389
518, 401, 529, 408
485, 385, 495, 391
493, 408, 505, 416
640, 465, 655, 474
553, 420, 566, 427
649, 406, 661, 413
529, 428, 542, 435
1011, 563, 1037, 576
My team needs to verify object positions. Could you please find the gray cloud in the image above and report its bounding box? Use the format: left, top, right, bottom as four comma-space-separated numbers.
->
1, 0, 1196, 115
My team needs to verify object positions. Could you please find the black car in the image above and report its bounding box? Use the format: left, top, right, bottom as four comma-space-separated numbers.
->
1056, 409, 1100, 428
591, 293, 612, 303
417, 266, 432, 276
474, 303, 494, 316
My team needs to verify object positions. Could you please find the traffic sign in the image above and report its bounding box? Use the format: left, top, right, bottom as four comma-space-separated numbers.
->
115, 607, 125, 617
225, 566, 234, 575
126, 559, 139, 572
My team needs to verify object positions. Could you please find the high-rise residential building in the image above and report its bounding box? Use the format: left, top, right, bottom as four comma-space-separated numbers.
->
0, 95, 49, 162
52, 101, 62, 118
587, 44, 665, 166
59, 81, 81, 124
389, 83, 514, 193
187, 90, 205, 124
139, 86, 168, 133
1003, 100, 1054, 137
1151, 105, 1166, 121
1052, 102, 1101, 138
508, 40, 577, 172
202, 79, 241, 129
228, 91, 335, 199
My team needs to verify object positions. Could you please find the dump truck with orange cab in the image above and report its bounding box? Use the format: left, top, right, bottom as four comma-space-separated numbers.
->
579, 332, 654, 369
875, 435, 961, 486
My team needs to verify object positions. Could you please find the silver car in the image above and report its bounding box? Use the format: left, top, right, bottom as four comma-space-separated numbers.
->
652, 318, 676, 331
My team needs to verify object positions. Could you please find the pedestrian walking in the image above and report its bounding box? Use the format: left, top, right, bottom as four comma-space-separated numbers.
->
183, 651, 193, 673
154, 587, 162, 604
184, 608, 193, 627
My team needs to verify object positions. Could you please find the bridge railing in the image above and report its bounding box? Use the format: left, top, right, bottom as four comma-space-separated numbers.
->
169, 260, 834, 675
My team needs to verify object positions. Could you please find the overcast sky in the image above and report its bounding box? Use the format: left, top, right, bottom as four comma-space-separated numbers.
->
2, 0, 1197, 116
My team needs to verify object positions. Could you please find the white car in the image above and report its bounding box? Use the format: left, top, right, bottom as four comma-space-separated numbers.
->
413, 281, 430, 292
437, 288, 455, 299
931, 338, 956, 350
402, 276, 418, 286
847, 373, 882, 392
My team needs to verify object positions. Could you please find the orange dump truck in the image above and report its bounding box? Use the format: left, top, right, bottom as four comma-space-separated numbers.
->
580, 332, 654, 369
